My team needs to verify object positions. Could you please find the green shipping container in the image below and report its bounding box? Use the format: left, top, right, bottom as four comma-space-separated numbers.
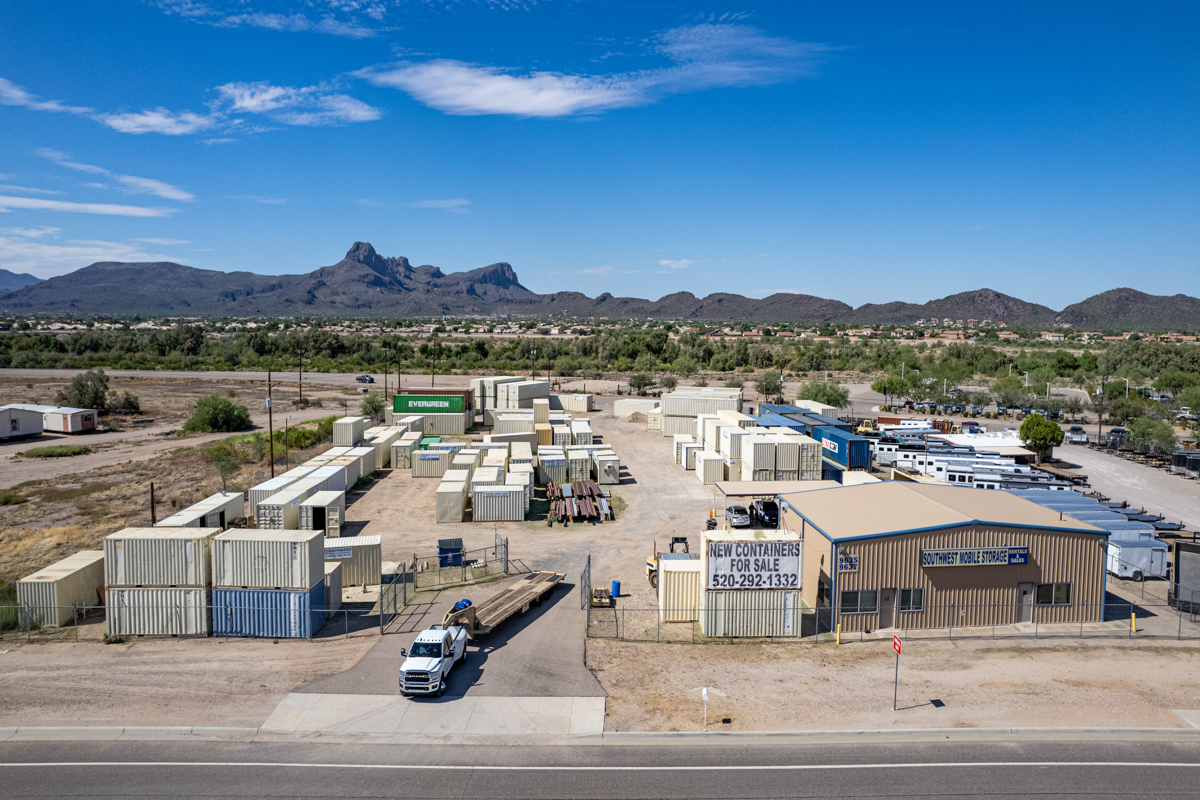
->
420, 437, 441, 450
394, 394, 465, 414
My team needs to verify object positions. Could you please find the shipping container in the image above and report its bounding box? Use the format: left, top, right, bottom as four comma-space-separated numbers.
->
614, 398, 660, 417
156, 491, 244, 530
746, 435, 777, 472
421, 411, 471, 436
554, 393, 593, 413
256, 478, 323, 530
471, 466, 503, 490
412, 448, 453, 478
568, 451, 592, 482
716, 409, 756, 429
594, 454, 621, 485
212, 582, 325, 639
328, 456, 361, 488
661, 415, 696, 437
393, 393, 467, 415
473, 486, 526, 522
436, 481, 467, 523
105, 528, 222, 588
647, 408, 662, 431
106, 586, 211, 636
673, 434, 695, 464
346, 446, 377, 480
658, 553, 702, 622
17, 550, 105, 627
212, 530, 324, 591
533, 398, 550, 424
248, 476, 301, 519
552, 425, 573, 447
815, 427, 872, 470
333, 417, 367, 447
323, 535, 382, 588
700, 589, 801, 637
506, 472, 532, 513
501, 380, 551, 409
391, 436, 421, 470
695, 451, 723, 485
451, 453, 477, 479
723, 456, 742, 482
397, 415, 424, 434
307, 465, 348, 494
324, 562, 342, 613
535, 423, 554, 446
772, 435, 800, 473
661, 389, 743, 417
539, 450, 568, 484
397, 387, 473, 411
681, 443, 702, 470
510, 441, 534, 467
571, 419, 594, 446
364, 426, 403, 470
299, 491, 346, 537
497, 414, 536, 435
720, 428, 747, 459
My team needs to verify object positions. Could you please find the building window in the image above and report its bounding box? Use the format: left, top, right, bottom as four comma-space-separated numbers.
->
900, 588, 924, 612
1036, 583, 1072, 606
841, 590, 877, 614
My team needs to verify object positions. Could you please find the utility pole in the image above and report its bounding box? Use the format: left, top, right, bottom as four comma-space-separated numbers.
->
267, 369, 275, 479
1097, 374, 1107, 443
150, 482, 157, 526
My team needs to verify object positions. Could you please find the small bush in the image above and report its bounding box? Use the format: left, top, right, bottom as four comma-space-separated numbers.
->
102, 633, 126, 644
352, 471, 380, 491
360, 392, 384, 417
0, 489, 27, 506
21, 444, 92, 458
0, 581, 18, 632
184, 394, 253, 433
108, 390, 141, 413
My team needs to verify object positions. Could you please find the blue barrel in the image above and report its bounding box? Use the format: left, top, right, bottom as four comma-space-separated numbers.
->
611, 580, 621, 598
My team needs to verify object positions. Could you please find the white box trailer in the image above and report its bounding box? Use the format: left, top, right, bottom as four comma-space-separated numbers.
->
17, 550, 106, 627
0, 404, 43, 441
299, 490, 346, 537
1107, 541, 1168, 581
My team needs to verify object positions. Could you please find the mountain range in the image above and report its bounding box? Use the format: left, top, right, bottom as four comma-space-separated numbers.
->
1, 242, 1196, 330
0, 268, 41, 292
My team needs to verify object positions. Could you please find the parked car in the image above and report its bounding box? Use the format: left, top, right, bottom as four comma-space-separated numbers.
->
1034, 409, 1047, 417
1065, 425, 1088, 444
1048, 410, 1061, 421
1106, 427, 1128, 446
725, 505, 751, 528
901, 401, 914, 409
356, 374, 375, 383
954, 403, 966, 414
398, 625, 467, 697
969, 405, 981, 415
997, 406, 1008, 416
751, 500, 779, 528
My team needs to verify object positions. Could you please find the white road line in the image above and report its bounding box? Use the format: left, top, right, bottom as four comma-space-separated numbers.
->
1, 762, 1198, 771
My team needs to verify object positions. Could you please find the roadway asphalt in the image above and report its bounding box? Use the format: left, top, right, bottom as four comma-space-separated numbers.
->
1, 738, 1198, 798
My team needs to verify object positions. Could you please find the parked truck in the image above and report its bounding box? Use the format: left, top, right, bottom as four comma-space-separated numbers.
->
398, 571, 565, 697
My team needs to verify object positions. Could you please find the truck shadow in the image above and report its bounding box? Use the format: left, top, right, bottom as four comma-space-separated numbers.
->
411, 581, 576, 701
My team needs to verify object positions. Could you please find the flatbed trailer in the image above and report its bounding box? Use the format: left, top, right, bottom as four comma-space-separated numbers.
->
442, 570, 565, 638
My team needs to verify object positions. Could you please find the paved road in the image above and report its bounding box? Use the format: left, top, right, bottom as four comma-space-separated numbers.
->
0, 367, 474, 389
1, 739, 1198, 798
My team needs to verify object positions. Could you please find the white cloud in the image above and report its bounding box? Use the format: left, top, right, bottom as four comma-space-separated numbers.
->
0, 185, 61, 195
215, 81, 381, 126
359, 23, 830, 117
94, 108, 216, 135
407, 198, 470, 213
135, 238, 191, 245
37, 149, 195, 201
660, 258, 694, 270
0, 235, 167, 279
217, 12, 375, 38
0, 196, 176, 217
0, 77, 92, 114
0, 226, 60, 238
150, 1, 382, 38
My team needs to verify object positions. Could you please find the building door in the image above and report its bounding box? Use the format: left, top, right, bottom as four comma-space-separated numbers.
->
879, 588, 896, 629
1018, 583, 1034, 623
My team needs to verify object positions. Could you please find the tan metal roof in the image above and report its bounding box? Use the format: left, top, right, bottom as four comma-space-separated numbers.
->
779, 482, 1103, 541
716, 480, 843, 498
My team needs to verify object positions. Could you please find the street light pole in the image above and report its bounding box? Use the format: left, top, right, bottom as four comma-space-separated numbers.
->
284, 416, 291, 470
1123, 378, 1130, 399
267, 369, 275, 479
1022, 371, 1029, 387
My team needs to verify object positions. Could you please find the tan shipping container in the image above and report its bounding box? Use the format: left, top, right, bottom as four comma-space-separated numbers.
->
324, 562, 343, 613
17, 550, 105, 627
658, 554, 702, 623
700, 589, 800, 638
104, 528, 222, 588
299, 490, 346, 537
473, 485, 525, 522
212, 530, 324, 591
436, 481, 467, 523
106, 586, 211, 636
323, 535, 382, 588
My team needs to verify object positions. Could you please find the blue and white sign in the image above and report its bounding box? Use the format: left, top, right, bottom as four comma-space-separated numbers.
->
920, 546, 1030, 568
837, 554, 859, 572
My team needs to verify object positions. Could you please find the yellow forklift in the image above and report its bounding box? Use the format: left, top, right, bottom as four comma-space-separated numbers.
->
645, 536, 690, 588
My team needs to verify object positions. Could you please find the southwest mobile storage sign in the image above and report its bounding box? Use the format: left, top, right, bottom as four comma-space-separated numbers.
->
920, 546, 1030, 568
707, 540, 801, 589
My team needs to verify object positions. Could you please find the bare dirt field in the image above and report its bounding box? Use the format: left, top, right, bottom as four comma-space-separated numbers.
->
0, 634, 375, 727
589, 636, 1200, 733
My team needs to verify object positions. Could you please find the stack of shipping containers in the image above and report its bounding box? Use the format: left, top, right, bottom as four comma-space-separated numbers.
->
660, 388, 742, 438
105, 527, 222, 637
699, 528, 802, 638
211, 530, 326, 639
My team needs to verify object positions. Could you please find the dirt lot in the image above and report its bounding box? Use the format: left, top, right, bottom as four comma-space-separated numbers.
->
589, 636, 1200, 732
0, 634, 375, 727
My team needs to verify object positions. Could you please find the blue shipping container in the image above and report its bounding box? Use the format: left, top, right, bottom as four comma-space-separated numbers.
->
757, 403, 806, 416
213, 582, 326, 640
821, 458, 845, 483
754, 413, 804, 431
815, 426, 872, 470
795, 412, 850, 432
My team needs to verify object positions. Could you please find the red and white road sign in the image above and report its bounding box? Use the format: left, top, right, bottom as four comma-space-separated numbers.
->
893, 635, 902, 656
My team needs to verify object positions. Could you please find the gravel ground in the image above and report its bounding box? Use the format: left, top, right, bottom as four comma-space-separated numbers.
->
1055, 445, 1200, 529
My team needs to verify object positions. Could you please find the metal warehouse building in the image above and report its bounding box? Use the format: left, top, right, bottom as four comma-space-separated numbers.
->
779, 482, 1108, 633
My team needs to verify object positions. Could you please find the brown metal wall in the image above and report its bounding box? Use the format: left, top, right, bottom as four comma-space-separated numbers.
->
831, 525, 1106, 631
783, 506, 832, 613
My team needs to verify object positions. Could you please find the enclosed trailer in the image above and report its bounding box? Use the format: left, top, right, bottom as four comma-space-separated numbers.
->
1107, 540, 1168, 581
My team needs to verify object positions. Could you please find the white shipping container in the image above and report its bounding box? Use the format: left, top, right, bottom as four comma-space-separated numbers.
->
333, 417, 367, 447
658, 554, 702, 623
436, 481, 467, 523
681, 443, 702, 470
473, 486, 526, 522
497, 414, 536, 435
329, 456, 361, 487
213, 530, 324, 591
721, 428, 748, 459
570, 420, 593, 446
248, 476, 301, 519
299, 490, 346, 537
307, 465, 348, 494
17, 550, 105, 627
747, 435, 777, 471
347, 446, 377, 479
662, 391, 742, 417
106, 587, 211, 636
673, 434, 695, 464
323, 535, 381, 588
594, 454, 620, 485
422, 411, 470, 436
397, 415, 424, 434
533, 398, 550, 424
105, 528, 222, 588
773, 436, 800, 472
662, 415, 696, 437
257, 478, 323, 530
716, 409, 756, 429
700, 589, 800, 638
451, 454, 477, 478
695, 451, 723, 485
412, 449, 453, 478
471, 466, 502, 490
156, 491, 244, 530
568, 451, 592, 481
647, 408, 662, 431
614, 398, 660, 417
324, 562, 343, 613
506, 473, 531, 512
696, 414, 719, 446
723, 456, 742, 482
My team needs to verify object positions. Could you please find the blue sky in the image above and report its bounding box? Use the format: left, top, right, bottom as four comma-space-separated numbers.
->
0, 1, 1197, 308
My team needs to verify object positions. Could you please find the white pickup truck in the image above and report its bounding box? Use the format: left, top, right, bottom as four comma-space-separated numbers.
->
398, 625, 467, 697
